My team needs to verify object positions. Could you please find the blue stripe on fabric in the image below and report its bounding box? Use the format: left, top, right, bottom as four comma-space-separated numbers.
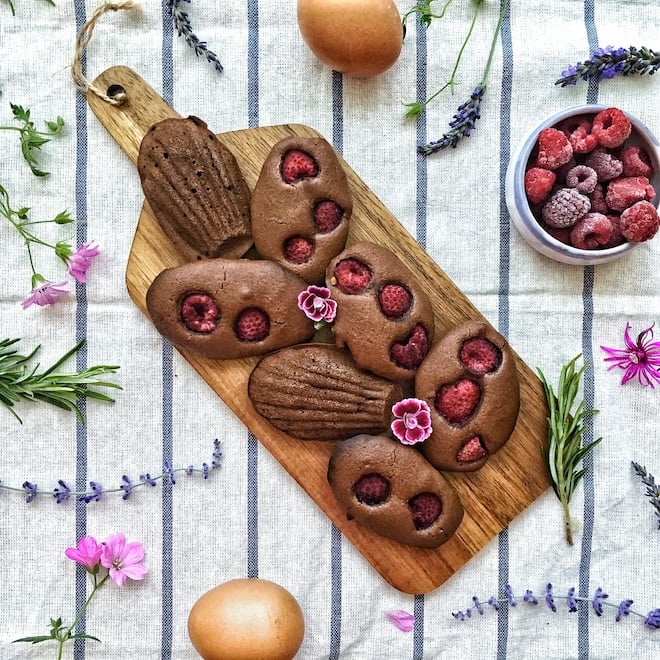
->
329, 69, 343, 660
412, 12, 429, 658
496, 0, 514, 656
246, 0, 260, 579
73, 3, 88, 658
578, 4, 598, 658
161, 4, 175, 658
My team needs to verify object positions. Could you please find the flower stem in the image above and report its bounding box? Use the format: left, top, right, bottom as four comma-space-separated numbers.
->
562, 499, 574, 545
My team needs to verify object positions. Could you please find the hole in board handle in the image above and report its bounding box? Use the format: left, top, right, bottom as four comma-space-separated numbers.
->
106, 84, 127, 102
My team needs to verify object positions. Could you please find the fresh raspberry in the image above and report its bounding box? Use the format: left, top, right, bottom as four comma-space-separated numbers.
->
541, 187, 591, 229
434, 378, 482, 424
459, 337, 501, 374
557, 116, 598, 154
588, 183, 609, 214
569, 213, 613, 250
313, 200, 343, 233
456, 436, 488, 463
584, 148, 623, 182
180, 293, 220, 333
534, 127, 573, 170
378, 284, 412, 318
591, 107, 632, 148
353, 473, 390, 505
281, 149, 319, 184
565, 165, 598, 194
620, 145, 655, 178
390, 324, 429, 371
234, 307, 270, 342
283, 236, 314, 264
602, 214, 626, 248
408, 492, 442, 530
332, 258, 372, 294
619, 201, 660, 242
605, 176, 656, 212
524, 167, 556, 205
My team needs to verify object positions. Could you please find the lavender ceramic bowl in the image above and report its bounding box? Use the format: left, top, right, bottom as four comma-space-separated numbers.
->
505, 104, 660, 266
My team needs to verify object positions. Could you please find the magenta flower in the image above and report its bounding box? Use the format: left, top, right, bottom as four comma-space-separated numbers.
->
100, 533, 148, 586
391, 398, 432, 445
601, 323, 660, 387
21, 279, 69, 309
297, 285, 337, 324
65, 536, 103, 572
385, 609, 415, 632
66, 241, 100, 283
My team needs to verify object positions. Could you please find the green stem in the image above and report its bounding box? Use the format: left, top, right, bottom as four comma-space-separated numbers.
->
561, 498, 574, 545
479, 0, 509, 86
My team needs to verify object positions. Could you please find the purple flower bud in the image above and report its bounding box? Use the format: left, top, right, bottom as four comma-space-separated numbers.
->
140, 473, 157, 487
615, 599, 633, 622
592, 588, 608, 616
566, 587, 578, 612
22, 481, 38, 503
163, 461, 176, 485
644, 608, 660, 628
472, 596, 484, 615
202, 462, 209, 479
523, 589, 538, 605
488, 596, 500, 611
53, 480, 71, 504
120, 475, 133, 500
545, 584, 557, 612
505, 585, 517, 607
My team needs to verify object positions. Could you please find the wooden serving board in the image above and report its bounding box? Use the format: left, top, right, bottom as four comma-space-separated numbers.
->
88, 66, 550, 594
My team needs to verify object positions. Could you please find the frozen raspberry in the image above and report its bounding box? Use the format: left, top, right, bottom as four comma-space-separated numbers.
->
408, 492, 442, 530
332, 258, 372, 294
283, 236, 314, 263
281, 149, 319, 183
566, 165, 598, 194
234, 307, 270, 342
459, 337, 501, 374
569, 213, 613, 250
605, 176, 656, 212
557, 115, 598, 154
588, 183, 609, 214
456, 436, 488, 463
602, 214, 626, 248
619, 201, 660, 242
524, 167, 556, 204
555, 157, 577, 184
378, 284, 412, 318
390, 324, 429, 371
542, 223, 572, 245
313, 200, 343, 233
180, 293, 220, 333
541, 187, 591, 229
435, 378, 482, 425
584, 148, 623, 182
353, 473, 390, 505
534, 127, 573, 170
620, 145, 655, 178
591, 107, 632, 148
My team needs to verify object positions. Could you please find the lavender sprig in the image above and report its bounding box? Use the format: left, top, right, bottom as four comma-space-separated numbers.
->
1, 439, 222, 503
452, 584, 660, 630
632, 461, 660, 530
556, 46, 660, 87
168, 0, 223, 73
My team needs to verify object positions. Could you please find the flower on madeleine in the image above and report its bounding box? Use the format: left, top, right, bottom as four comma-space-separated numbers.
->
391, 398, 432, 445
297, 285, 337, 325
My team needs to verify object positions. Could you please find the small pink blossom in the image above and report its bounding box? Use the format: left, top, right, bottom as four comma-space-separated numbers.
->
386, 609, 416, 632
21, 279, 69, 309
100, 533, 148, 586
601, 323, 660, 388
65, 536, 103, 572
391, 398, 432, 445
297, 285, 337, 324
67, 241, 100, 283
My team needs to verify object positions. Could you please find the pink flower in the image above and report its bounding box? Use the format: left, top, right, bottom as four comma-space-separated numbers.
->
21, 279, 69, 309
601, 323, 660, 387
65, 536, 103, 572
100, 533, 148, 586
391, 398, 432, 445
297, 285, 337, 324
67, 241, 100, 283
386, 609, 415, 632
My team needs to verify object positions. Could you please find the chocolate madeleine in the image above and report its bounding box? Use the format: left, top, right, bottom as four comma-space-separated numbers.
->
146, 259, 315, 360
138, 116, 252, 261
248, 344, 404, 440
327, 434, 464, 548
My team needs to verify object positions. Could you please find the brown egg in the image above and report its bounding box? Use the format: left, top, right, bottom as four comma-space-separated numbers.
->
187, 578, 305, 660
297, 0, 403, 78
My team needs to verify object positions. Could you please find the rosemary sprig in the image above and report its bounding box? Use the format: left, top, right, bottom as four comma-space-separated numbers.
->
0, 338, 121, 424
0, 103, 64, 176
537, 355, 602, 545
631, 461, 660, 530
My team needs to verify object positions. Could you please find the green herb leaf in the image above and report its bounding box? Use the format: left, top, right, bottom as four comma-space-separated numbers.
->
12, 635, 55, 644
537, 355, 602, 545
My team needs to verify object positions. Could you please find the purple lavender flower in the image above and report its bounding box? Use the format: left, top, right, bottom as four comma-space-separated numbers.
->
645, 608, 660, 628
523, 589, 538, 605
163, 461, 176, 485
592, 588, 608, 616
488, 596, 500, 611
120, 475, 133, 500
505, 585, 517, 607
53, 480, 72, 504
472, 596, 484, 615
80, 481, 103, 503
616, 599, 634, 622
22, 481, 38, 503
566, 587, 578, 613
631, 461, 660, 529
545, 584, 557, 612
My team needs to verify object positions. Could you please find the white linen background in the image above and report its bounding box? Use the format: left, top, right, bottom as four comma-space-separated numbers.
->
0, 1, 658, 658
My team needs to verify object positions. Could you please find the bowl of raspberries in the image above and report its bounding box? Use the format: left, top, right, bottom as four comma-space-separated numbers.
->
506, 104, 660, 265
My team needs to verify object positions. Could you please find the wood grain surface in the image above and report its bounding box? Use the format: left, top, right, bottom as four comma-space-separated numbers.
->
88, 66, 550, 594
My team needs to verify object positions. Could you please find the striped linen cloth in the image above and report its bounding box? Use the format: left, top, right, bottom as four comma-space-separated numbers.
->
1, 1, 658, 658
